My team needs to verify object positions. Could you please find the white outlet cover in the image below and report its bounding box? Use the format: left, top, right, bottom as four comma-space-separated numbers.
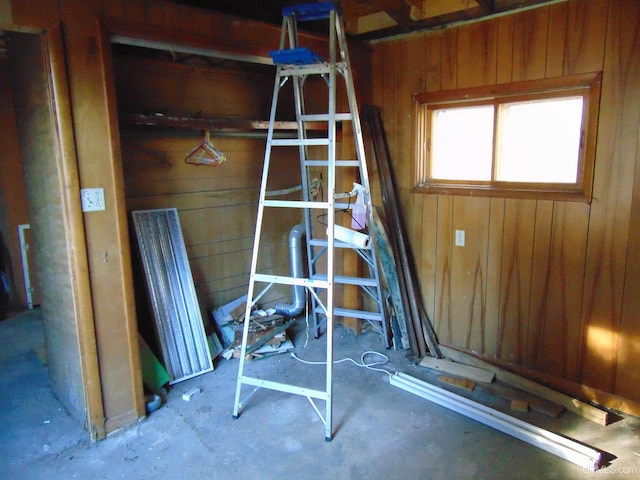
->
455, 229, 465, 247
81, 188, 106, 212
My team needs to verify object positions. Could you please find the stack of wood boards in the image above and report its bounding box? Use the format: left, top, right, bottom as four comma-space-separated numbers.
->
362, 105, 441, 359
419, 346, 610, 425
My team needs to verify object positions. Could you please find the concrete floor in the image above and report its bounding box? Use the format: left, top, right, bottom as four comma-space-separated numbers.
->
2, 309, 640, 479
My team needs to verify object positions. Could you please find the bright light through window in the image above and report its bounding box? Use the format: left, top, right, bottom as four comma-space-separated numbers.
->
414, 73, 601, 201
431, 105, 494, 181
497, 97, 583, 183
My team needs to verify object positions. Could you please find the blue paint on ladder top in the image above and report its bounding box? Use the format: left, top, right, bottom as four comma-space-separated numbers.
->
282, 2, 336, 21
270, 47, 323, 66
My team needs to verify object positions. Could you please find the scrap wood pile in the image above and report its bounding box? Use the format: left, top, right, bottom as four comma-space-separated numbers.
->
212, 298, 295, 361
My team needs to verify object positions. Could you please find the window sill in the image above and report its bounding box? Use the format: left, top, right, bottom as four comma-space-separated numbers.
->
413, 183, 592, 203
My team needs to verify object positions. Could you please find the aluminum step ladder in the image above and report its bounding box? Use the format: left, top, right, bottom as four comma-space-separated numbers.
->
232, 1, 388, 441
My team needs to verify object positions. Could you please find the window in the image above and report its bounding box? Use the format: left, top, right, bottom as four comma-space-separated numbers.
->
414, 73, 601, 202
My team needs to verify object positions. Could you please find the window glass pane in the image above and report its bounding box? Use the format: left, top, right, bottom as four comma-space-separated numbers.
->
496, 97, 583, 183
430, 105, 494, 181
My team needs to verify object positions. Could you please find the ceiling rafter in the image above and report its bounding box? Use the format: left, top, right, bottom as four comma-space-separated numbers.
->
368, 0, 414, 28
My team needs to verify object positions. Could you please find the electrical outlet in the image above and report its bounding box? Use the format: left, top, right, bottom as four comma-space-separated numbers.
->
455, 230, 465, 247
81, 188, 106, 212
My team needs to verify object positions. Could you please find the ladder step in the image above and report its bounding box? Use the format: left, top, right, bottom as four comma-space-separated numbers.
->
311, 273, 378, 287
263, 200, 329, 209
304, 160, 359, 167
309, 238, 372, 249
240, 376, 328, 400
301, 113, 352, 122
315, 306, 384, 322
282, 2, 336, 21
279, 64, 336, 76
271, 138, 330, 147
254, 273, 329, 289
270, 48, 323, 66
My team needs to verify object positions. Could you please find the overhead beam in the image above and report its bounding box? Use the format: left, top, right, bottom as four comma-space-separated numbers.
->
370, 0, 413, 28
353, 0, 561, 41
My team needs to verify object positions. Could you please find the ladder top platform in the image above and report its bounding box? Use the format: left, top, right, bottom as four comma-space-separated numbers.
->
282, 2, 336, 21
270, 47, 323, 66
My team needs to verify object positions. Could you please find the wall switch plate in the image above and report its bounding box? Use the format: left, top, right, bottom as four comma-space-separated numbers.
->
455, 229, 465, 247
81, 188, 106, 212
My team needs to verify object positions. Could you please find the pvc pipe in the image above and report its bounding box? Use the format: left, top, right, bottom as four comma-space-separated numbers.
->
18, 224, 33, 309
391, 372, 604, 471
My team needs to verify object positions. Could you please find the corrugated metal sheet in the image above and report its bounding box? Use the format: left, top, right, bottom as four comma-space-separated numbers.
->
132, 208, 213, 384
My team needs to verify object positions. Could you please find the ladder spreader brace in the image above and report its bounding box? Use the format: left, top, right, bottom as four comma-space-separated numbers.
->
232, 1, 389, 441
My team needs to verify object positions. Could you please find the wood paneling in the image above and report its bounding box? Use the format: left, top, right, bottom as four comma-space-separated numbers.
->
512, 7, 548, 82
545, 2, 567, 77
616, 2, 640, 402
0, 61, 30, 311
580, 0, 638, 393
115, 51, 303, 313
457, 20, 497, 88
372, 0, 640, 410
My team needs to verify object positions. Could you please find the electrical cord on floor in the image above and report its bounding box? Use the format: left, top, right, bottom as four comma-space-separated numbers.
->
290, 350, 394, 379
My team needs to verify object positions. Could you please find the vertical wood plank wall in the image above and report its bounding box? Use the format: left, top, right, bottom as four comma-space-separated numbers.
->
0, 61, 30, 312
114, 56, 300, 313
372, 0, 640, 405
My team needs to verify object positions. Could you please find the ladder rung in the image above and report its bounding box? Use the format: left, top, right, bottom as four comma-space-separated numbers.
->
254, 273, 330, 289
263, 199, 330, 209
271, 138, 330, 147
315, 306, 384, 322
304, 160, 359, 167
301, 113, 352, 122
280, 64, 334, 76
311, 273, 378, 287
240, 376, 328, 400
309, 238, 371, 249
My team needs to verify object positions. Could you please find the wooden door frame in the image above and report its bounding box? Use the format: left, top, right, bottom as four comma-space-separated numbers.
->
44, 24, 106, 440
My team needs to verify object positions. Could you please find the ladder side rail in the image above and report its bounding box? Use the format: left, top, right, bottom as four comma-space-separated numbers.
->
335, 13, 371, 190
233, 65, 287, 418
322, 7, 339, 442
335, 13, 390, 348
285, 8, 320, 344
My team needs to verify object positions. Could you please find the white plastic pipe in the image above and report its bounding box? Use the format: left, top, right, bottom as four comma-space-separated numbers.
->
390, 372, 604, 471
18, 224, 33, 309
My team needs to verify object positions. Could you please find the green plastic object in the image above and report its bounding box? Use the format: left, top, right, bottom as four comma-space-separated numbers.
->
138, 335, 171, 391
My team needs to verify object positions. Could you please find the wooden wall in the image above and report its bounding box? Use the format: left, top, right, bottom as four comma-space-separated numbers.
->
114, 55, 301, 315
0, 59, 30, 314
372, 0, 640, 409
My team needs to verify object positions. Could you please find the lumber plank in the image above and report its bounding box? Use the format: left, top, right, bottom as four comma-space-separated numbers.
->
439, 345, 609, 425
438, 375, 476, 392
420, 356, 495, 384
511, 399, 529, 412
480, 381, 565, 418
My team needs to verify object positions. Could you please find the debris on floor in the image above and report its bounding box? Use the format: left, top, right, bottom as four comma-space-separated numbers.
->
230, 311, 296, 361
212, 296, 296, 361
182, 388, 202, 402
211, 295, 247, 349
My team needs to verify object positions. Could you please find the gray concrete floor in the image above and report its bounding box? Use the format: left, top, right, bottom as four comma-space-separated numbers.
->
2, 309, 640, 479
